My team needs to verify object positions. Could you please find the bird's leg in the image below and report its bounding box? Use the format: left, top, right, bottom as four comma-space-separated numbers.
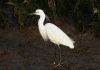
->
52, 45, 64, 69
58, 45, 62, 64
52, 44, 57, 64
54, 45, 62, 64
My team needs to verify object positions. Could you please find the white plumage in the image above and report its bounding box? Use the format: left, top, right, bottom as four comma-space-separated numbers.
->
45, 23, 74, 48
32, 9, 75, 49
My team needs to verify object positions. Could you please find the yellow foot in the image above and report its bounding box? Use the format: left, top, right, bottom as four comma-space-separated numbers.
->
51, 62, 64, 70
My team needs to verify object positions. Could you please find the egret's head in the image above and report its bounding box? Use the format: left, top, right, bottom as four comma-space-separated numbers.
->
33, 9, 44, 16
29, 9, 51, 22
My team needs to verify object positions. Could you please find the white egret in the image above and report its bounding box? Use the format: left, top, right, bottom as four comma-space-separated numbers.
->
30, 9, 75, 65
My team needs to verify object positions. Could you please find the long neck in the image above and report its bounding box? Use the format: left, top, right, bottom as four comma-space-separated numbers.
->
38, 14, 45, 26
38, 13, 48, 41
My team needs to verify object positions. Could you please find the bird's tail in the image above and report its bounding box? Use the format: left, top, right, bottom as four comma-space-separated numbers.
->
69, 44, 75, 49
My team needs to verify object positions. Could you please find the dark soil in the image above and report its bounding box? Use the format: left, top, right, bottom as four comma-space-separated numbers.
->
0, 18, 100, 70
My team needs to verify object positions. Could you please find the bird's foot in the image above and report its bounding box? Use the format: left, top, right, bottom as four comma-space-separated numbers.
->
54, 62, 63, 67
51, 61, 64, 69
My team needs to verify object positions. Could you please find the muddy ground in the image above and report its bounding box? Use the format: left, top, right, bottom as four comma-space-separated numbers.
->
0, 18, 100, 70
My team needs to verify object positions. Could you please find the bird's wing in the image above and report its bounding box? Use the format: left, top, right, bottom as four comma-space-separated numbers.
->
45, 23, 75, 49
